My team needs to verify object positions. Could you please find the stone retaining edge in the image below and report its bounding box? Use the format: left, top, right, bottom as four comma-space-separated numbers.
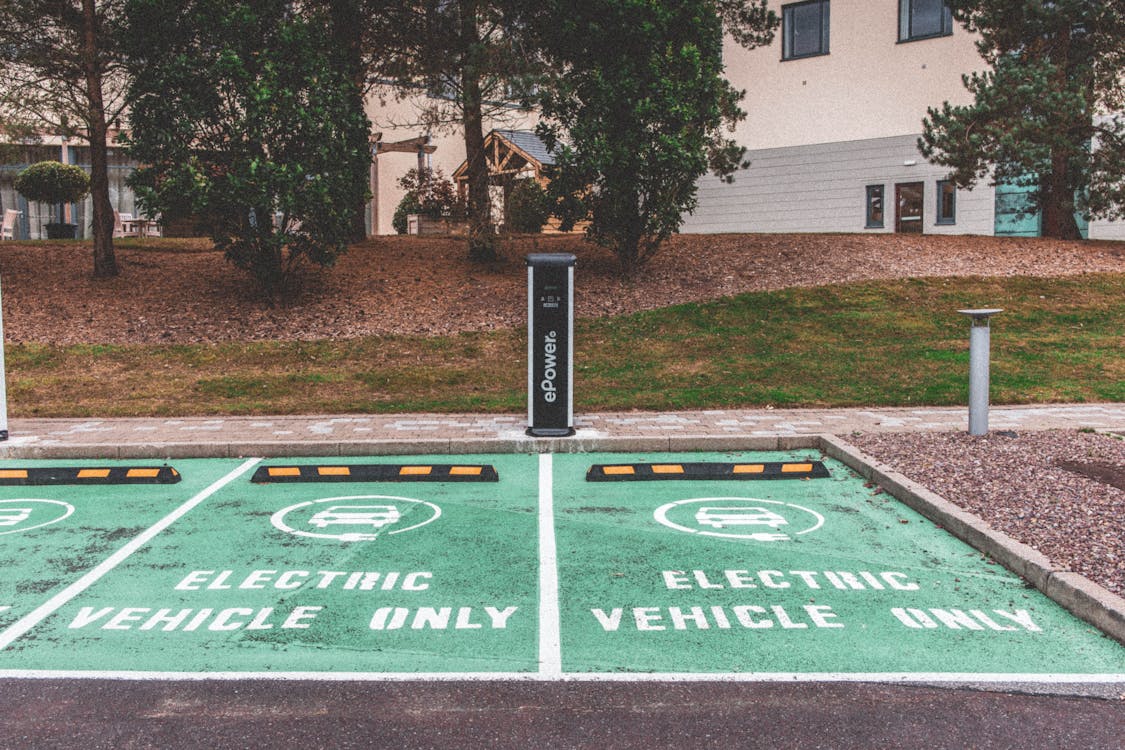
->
0, 435, 811, 459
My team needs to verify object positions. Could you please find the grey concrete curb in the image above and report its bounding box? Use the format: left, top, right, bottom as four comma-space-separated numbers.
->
819, 433, 1125, 647
0, 434, 814, 459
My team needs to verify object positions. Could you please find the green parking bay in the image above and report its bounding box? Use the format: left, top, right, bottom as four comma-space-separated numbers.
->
0, 452, 1121, 678
0, 456, 540, 675
0, 459, 247, 639
553, 452, 1125, 677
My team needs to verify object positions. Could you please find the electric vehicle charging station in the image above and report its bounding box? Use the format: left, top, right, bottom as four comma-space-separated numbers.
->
527, 254, 576, 437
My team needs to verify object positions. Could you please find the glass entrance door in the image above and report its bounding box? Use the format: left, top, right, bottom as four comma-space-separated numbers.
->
895, 182, 924, 234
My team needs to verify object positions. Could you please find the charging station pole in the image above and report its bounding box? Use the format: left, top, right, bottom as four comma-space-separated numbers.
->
527, 253, 575, 437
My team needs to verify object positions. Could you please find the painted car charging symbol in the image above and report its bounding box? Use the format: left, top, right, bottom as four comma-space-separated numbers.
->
0, 508, 33, 527
0, 499, 74, 535
272, 495, 440, 542
655, 497, 824, 541
695, 506, 789, 530
307, 505, 402, 530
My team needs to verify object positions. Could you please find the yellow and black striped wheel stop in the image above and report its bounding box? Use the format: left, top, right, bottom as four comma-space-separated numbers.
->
251, 464, 499, 484
586, 461, 830, 482
0, 466, 181, 485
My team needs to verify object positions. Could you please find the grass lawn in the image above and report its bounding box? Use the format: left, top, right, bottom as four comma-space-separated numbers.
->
6, 273, 1123, 417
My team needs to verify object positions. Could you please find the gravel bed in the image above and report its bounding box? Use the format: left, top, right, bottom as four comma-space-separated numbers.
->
849, 429, 1125, 597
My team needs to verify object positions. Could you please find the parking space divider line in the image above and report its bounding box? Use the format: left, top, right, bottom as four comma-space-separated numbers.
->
538, 453, 562, 678
0, 457, 262, 651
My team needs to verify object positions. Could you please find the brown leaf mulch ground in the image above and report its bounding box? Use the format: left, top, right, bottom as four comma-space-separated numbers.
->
2, 233, 1123, 344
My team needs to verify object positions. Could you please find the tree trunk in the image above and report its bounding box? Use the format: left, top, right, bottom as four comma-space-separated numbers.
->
81, 0, 118, 278
329, 0, 372, 242
1040, 24, 1081, 241
460, 1, 496, 262
1040, 159, 1081, 240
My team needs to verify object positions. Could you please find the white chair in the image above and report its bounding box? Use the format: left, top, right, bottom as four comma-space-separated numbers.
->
1, 209, 20, 240
115, 212, 138, 238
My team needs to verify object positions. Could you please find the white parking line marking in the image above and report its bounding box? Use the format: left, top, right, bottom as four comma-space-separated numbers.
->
538, 453, 562, 678
0, 670, 1121, 684
0, 458, 262, 651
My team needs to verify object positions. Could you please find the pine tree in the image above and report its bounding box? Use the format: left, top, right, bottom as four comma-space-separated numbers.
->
920, 0, 1125, 239
372, 1, 543, 262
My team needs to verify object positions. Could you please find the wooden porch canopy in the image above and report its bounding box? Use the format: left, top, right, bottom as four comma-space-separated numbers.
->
370, 133, 437, 169
452, 129, 555, 190
368, 132, 438, 235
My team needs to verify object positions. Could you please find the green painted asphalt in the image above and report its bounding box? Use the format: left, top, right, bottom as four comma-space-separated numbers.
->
0, 459, 246, 632
0, 453, 1121, 678
0, 456, 538, 674
554, 452, 1123, 675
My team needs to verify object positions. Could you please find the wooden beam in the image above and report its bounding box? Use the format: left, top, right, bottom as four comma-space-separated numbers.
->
372, 135, 437, 155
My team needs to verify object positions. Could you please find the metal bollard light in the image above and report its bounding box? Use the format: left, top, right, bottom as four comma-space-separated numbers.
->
957, 308, 1003, 436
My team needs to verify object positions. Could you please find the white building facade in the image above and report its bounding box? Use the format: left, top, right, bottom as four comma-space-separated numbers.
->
681, 0, 1124, 240
0, 136, 139, 241
363, 0, 1123, 240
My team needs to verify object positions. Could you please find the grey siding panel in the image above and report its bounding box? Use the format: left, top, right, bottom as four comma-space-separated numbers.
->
1089, 220, 1125, 241
683, 134, 994, 235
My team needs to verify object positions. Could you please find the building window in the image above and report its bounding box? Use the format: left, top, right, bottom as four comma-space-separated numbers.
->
866, 185, 885, 228
899, 0, 953, 42
936, 180, 956, 224
782, 1, 830, 60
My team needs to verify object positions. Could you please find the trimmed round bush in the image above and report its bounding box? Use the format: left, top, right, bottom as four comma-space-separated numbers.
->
14, 161, 90, 206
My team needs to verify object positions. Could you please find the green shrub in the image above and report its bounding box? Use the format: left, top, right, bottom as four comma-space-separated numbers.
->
14, 161, 90, 208
393, 193, 423, 234
506, 179, 549, 233
393, 168, 465, 233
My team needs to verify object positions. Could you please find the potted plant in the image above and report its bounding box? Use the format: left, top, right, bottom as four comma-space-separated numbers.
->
13, 161, 90, 239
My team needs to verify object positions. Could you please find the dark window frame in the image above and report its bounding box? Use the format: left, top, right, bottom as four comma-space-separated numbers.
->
898, 0, 953, 43
782, 0, 831, 61
865, 184, 885, 228
936, 179, 956, 224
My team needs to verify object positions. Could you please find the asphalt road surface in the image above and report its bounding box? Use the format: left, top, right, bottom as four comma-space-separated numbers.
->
2, 679, 1123, 749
